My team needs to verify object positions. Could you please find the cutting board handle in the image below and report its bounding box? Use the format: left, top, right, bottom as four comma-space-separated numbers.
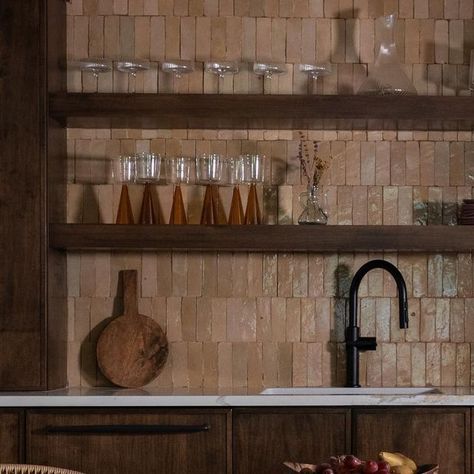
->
122, 270, 138, 317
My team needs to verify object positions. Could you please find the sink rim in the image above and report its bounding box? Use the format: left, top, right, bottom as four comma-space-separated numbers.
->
259, 387, 440, 396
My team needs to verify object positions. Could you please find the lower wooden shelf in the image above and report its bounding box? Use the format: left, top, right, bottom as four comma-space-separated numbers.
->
49, 224, 474, 252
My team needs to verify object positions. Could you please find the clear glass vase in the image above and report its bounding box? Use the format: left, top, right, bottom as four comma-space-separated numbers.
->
358, 13, 417, 96
298, 184, 328, 225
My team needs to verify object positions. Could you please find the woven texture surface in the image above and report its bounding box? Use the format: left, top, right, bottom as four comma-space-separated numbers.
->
0, 465, 84, 474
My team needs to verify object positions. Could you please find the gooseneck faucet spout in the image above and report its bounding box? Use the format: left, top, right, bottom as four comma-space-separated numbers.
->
346, 259, 409, 388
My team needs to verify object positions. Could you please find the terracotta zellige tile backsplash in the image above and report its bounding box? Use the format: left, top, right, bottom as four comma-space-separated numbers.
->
65, 0, 474, 389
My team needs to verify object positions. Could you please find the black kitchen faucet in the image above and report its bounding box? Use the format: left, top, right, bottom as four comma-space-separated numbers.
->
345, 259, 409, 387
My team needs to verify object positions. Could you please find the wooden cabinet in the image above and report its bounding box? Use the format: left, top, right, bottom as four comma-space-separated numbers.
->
0, 410, 23, 463
233, 408, 351, 474
0, 0, 67, 389
26, 409, 230, 474
353, 408, 471, 473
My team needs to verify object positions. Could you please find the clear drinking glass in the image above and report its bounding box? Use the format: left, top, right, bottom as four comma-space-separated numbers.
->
196, 153, 223, 184
135, 153, 161, 183
166, 156, 193, 184
241, 154, 265, 184
161, 60, 195, 79
114, 155, 136, 183
79, 58, 112, 77
116, 60, 150, 77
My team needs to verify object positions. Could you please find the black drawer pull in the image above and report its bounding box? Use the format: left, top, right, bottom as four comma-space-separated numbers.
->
45, 424, 210, 435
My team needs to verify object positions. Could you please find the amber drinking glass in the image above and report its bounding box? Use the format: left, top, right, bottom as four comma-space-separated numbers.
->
241, 154, 265, 224
114, 155, 136, 224
166, 156, 193, 224
195, 153, 226, 224
135, 152, 161, 224
225, 156, 245, 225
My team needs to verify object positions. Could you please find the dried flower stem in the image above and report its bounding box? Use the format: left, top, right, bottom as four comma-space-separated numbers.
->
297, 131, 331, 188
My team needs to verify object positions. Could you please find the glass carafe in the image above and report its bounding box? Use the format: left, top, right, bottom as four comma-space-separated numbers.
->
298, 184, 328, 225
358, 13, 417, 96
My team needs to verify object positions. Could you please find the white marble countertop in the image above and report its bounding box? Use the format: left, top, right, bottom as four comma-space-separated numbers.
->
0, 387, 472, 407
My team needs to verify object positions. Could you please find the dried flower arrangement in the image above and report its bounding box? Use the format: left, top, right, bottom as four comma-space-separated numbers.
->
297, 131, 331, 188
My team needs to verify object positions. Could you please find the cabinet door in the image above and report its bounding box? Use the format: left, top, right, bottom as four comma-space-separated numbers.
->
0, 410, 23, 463
233, 409, 351, 474
353, 408, 470, 473
27, 409, 230, 474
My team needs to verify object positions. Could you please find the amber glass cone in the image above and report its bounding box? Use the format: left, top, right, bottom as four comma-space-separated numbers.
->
244, 184, 262, 224
228, 186, 244, 225
169, 184, 187, 224
116, 184, 134, 224
139, 183, 158, 224
200, 185, 226, 225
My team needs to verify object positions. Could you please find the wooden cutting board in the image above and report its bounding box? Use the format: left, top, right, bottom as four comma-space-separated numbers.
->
96, 270, 168, 388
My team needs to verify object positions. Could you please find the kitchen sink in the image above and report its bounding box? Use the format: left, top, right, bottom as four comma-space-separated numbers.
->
259, 387, 439, 396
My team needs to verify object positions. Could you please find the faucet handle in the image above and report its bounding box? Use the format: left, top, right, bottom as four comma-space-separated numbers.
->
355, 336, 377, 352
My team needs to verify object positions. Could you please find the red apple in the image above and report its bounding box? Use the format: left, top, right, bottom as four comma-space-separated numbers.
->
377, 461, 390, 471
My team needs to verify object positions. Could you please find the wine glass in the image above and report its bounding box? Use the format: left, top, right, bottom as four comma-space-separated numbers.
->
78, 58, 112, 78
165, 156, 193, 224
113, 155, 136, 224
299, 63, 333, 93
224, 156, 245, 225
252, 62, 287, 94
195, 154, 226, 224
135, 153, 161, 224
161, 60, 195, 79
116, 59, 151, 77
205, 61, 240, 93
241, 154, 265, 224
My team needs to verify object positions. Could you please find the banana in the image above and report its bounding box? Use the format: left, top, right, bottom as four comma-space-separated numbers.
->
379, 452, 405, 467
394, 452, 417, 471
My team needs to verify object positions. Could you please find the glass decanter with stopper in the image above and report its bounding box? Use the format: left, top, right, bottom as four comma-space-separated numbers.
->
358, 13, 417, 96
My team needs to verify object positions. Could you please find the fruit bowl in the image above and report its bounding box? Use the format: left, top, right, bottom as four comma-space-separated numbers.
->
417, 466, 439, 474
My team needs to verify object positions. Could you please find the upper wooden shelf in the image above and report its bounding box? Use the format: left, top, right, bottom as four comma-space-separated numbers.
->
49, 93, 474, 130
50, 224, 474, 253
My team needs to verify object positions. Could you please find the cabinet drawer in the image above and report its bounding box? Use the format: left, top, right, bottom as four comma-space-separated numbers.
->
233, 408, 351, 474
353, 408, 470, 474
27, 409, 229, 474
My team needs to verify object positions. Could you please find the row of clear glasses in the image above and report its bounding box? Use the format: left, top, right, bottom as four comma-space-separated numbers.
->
114, 153, 265, 225
79, 58, 332, 86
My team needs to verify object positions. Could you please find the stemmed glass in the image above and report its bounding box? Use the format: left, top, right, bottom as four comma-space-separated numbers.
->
78, 58, 112, 78
166, 156, 193, 224
241, 154, 265, 224
135, 153, 161, 224
161, 60, 195, 79
195, 154, 226, 224
116, 60, 151, 77
205, 61, 240, 93
253, 62, 287, 94
225, 156, 245, 225
113, 155, 136, 224
299, 63, 333, 93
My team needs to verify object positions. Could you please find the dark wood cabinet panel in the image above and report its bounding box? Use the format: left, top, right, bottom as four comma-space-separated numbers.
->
0, 410, 23, 463
0, 0, 67, 390
233, 409, 351, 474
27, 409, 230, 474
353, 408, 470, 474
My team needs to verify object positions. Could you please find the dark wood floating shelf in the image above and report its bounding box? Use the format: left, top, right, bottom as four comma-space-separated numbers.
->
50, 224, 474, 252
49, 93, 474, 130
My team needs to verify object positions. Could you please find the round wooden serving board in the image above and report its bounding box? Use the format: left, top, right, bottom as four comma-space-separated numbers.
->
97, 270, 168, 388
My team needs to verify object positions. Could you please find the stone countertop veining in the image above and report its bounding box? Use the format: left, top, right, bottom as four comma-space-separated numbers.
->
0, 387, 473, 407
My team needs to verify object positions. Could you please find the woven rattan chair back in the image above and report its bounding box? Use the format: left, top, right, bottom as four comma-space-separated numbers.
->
0, 465, 84, 474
